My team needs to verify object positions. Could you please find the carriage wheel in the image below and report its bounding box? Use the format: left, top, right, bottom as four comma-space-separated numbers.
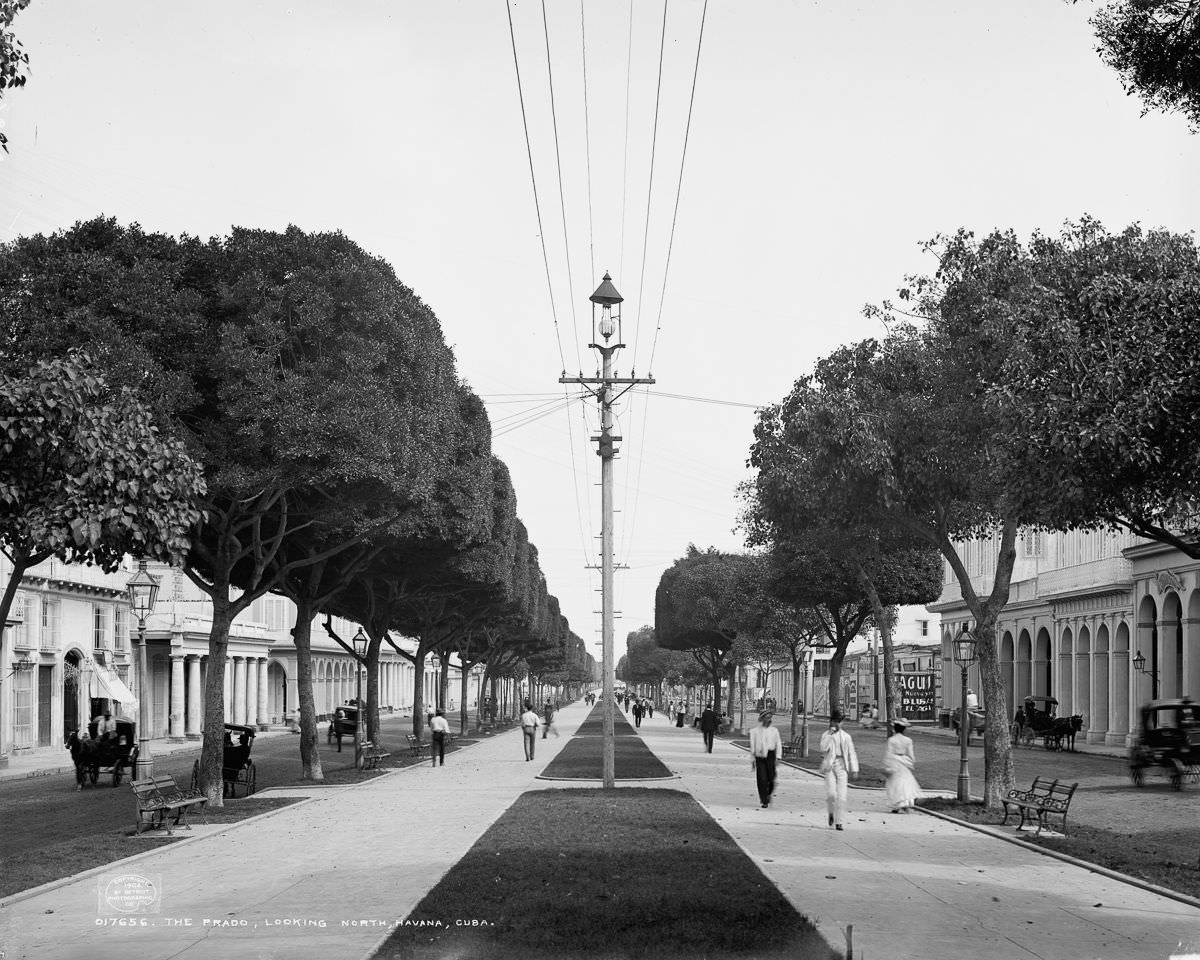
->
191, 759, 200, 793
113, 763, 123, 788
1130, 765, 1144, 787
246, 761, 256, 796
1171, 772, 1183, 791
89, 765, 99, 787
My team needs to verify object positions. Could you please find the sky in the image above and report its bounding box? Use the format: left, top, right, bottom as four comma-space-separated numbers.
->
3, 1, 1199, 665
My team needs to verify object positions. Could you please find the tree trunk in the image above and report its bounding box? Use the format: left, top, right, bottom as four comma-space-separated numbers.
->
199, 594, 234, 806
724, 661, 736, 725
292, 596, 324, 782
365, 639, 381, 744
411, 649, 427, 739
0, 550, 33, 638
459, 660, 470, 734
857, 568, 899, 731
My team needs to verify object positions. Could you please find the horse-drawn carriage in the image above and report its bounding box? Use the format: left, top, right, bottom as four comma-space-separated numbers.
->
1011, 695, 1083, 751
1129, 698, 1200, 790
327, 705, 359, 752
190, 723, 257, 798
65, 718, 138, 788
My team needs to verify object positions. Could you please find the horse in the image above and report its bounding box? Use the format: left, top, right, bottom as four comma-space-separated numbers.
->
65, 730, 101, 789
1050, 714, 1084, 751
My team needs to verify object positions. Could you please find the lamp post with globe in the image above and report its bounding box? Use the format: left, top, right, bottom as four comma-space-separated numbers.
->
125, 560, 161, 780
953, 625, 978, 802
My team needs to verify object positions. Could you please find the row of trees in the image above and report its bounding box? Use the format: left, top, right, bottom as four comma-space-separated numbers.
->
0, 218, 594, 802
649, 219, 1200, 809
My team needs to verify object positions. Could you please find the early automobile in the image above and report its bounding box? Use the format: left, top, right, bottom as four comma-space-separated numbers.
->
1129, 698, 1200, 790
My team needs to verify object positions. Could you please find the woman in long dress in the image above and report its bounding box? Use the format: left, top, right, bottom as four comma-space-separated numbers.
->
884, 718, 921, 813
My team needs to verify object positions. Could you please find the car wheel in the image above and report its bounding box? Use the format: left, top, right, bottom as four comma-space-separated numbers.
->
1130, 766, 1144, 787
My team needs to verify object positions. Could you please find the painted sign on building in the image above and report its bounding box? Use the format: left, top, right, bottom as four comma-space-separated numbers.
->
899, 672, 936, 721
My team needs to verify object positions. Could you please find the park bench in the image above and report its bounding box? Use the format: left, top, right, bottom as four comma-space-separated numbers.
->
406, 734, 425, 757
781, 737, 803, 759
359, 741, 391, 770
1001, 776, 1078, 836
132, 775, 208, 836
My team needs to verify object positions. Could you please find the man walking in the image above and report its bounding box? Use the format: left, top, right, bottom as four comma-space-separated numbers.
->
750, 711, 783, 808
429, 707, 449, 767
542, 700, 554, 739
521, 703, 540, 760
699, 702, 720, 753
819, 710, 859, 830
632, 699, 643, 727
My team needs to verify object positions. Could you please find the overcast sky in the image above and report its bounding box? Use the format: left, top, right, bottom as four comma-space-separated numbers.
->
3, 1, 1199, 662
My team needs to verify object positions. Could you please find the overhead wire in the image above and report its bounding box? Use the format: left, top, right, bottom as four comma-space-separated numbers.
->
493, 394, 588, 439
540, 0, 583, 372
647, 0, 708, 377
504, 0, 568, 376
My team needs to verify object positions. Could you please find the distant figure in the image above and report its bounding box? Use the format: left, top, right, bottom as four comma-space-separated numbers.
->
521, 704, 540, 760
820, 711, 859, 830
965, 688, 979, 711
699, 703, 720, 753
542, 700, 555, 739
429, 708, 450, 767
750, 711, 783, 808
646, 700, 654, 719
94, 710, 117, 744
860, 704, 880, 730
631, 699, 644, 727
883, 717, 920, 813
676, 704, 685, 728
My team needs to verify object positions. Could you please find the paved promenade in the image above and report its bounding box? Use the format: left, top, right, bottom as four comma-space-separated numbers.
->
1, 701, 1197, 960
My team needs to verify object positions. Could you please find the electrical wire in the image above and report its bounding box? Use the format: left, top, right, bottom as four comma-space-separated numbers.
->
541, 0, 583, 371
493, 394, 588, 438
635, 388, 762, 409
629, 0, 670, 375
647, 0, 708, 377
581, 0, 596, 287
504, 0, 568, 374
619, 0, 634, 283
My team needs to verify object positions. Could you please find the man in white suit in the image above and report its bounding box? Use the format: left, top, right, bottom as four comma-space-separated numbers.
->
820, 710, 859, 830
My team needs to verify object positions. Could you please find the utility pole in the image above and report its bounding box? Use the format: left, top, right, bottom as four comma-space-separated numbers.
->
562, 274, 653, 788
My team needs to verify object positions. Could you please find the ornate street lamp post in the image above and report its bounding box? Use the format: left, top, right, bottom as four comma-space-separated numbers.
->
352, 628, 367, 770
125, 560, 161, 780
1132, 649, 1159, 699
953, 625, 978, 802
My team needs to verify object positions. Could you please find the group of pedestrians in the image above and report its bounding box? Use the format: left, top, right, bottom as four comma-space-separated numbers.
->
746, 708, 922, 826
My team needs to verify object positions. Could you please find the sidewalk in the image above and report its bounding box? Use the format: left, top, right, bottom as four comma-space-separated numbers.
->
1, 702, 1196, 960
635, 711, 1198, 960
0, 701, 589, 960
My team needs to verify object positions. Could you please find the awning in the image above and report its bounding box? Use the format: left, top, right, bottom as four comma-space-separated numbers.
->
89, 659, 138, 711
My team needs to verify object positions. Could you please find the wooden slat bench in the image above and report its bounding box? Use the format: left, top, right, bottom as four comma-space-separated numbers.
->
360, 741, 391, 770
1001, 776, 1078, 836
132, 775, 208, 836
406, 734, 425, 757
781, 737, 803, 759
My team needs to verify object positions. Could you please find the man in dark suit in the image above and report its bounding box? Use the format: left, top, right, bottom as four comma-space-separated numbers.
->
699, 702, 720, 753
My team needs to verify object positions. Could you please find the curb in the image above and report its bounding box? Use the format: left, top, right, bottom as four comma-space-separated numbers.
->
916, 805, 1200, 912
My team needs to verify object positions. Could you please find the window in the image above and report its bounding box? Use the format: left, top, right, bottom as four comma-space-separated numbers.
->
919, 620, 929, 637
10, 592, 29, 648
93, 604, 113, 651
115, 607, 129, 651
41, 600, 60, 648
813, 659, 831, 678
1022, 530, 1045, 559
12, 668, 33, 748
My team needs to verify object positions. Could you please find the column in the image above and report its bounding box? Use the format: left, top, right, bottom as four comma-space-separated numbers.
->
1107, 650, 1130, 747
223, 659, 232, 723
233, 656, 247, 726
245, 658, 258, 729
256, 657, 269, 727
185, 655, 202, 739
169, 655, 186, 741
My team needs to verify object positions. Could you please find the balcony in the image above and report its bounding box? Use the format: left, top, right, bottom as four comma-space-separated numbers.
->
1035, 557, 1132, 599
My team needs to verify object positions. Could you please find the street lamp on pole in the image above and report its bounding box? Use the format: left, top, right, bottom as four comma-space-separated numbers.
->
352, 628, 367, 770
125, 559, 161, 781
953, 625, 978, 803
1132, 649, 1159, 699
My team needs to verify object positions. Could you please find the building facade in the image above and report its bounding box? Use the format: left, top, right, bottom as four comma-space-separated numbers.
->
930, 527, 1199, 746
0, 556, 466, 763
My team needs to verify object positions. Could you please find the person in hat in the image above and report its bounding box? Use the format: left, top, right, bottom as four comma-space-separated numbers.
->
699, 702, 720, 752
749, 710, 783, 808
883, 717, 920, 813
819, 710, 859, 829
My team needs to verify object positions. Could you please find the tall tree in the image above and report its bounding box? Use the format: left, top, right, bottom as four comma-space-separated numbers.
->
1078, 0, 1200, 129
0, 352, 203, 635
0, 0, 32, 153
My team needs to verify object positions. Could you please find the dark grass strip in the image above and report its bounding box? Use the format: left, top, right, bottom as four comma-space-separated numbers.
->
371, 788, 840, 960
541, 704, 671, 779
572, 702, 644, 737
